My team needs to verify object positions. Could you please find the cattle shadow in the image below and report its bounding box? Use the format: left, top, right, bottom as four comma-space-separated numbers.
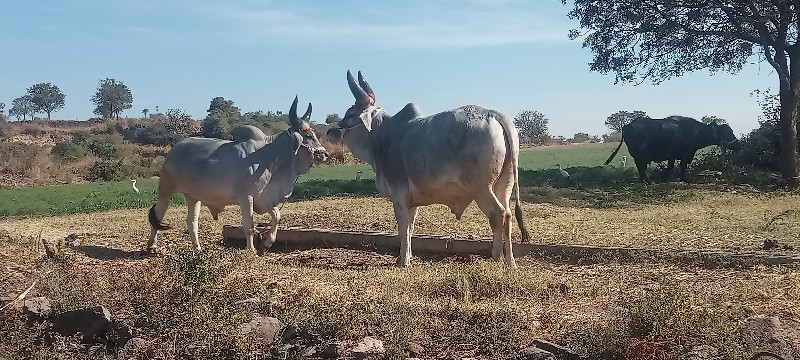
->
70, 245, 140, 260
289, 179, 378, 201
518, 166, 705, 209
287, 166, 743, 209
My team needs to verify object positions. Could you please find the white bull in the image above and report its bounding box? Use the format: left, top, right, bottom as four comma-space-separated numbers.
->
327, 71, 530, 267
146, 96, 328, 253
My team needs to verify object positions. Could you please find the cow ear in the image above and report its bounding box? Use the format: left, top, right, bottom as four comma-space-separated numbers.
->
358, 109, 377, 132
291, 132, 303, 155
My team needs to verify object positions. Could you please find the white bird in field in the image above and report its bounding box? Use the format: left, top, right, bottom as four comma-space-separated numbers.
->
621, 155, 627, 168
355, 171, 362, 181
557, 164, 571, 179
131, 179, 140, 193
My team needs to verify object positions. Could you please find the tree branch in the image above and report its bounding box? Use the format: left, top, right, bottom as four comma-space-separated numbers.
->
762, 42, 791, 85
657, 1, 765, 45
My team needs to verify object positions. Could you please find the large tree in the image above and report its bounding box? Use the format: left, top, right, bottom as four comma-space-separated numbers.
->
566, 1, 800, 187
207, 96, 240, 118
91, 78, 133, 120
202, 97, 241, 139
9, 95, 35, 121
325, 113, 342, 124
606, 110, 648, 132
514, 110, 550, 145
27, 83, 65, 120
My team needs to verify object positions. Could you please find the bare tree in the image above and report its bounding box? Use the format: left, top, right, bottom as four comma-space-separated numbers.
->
514, 110, 550, 145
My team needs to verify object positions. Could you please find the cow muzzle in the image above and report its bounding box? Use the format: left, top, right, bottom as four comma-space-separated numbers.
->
311, 146, 329, 163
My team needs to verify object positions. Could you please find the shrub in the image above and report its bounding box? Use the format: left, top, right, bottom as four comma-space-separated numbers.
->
202, 113, 233, 139
131, 122, 184, 146
85, 160, 152, 181
165, 249, 230, 293
0, 120, 8, 139
0, 142, 52, 183
51, 142, 87, 161
19, 123, 47, 136
603, 131, 622, 143
320, 139, 355, 165
71, 130, 91, 146
84, 133, 132, 160
569, 132, 591, 143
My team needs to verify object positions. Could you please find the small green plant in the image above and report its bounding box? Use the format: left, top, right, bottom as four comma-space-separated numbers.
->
426, 262, 562, 302
165, 249, 229, 294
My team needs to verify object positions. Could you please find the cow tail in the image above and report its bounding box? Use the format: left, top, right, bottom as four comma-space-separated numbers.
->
149, 205, 170, 230
604, 133, 625, 165
493, 111, 531, 243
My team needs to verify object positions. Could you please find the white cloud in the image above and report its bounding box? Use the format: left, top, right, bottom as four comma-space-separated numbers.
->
199, 1, 572, 48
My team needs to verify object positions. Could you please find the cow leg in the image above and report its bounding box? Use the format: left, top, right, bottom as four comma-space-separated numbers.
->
661, 159, 675, 182
261, 207, 280, 251
239, 196, 257, 253
635, 159, 651, 183
186, 195, 202, 251
146, 182, 174, 254
679, 155, 694, 182
392, 201, 417, 267
493, 174, 517, 268
475, 189, 509, 265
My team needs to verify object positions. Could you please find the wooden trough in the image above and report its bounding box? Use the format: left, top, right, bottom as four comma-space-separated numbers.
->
222, 224, 800, 268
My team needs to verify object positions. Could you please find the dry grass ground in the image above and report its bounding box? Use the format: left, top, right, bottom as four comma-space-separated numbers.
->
5, 187, 796, 255
1, 188, 800, 359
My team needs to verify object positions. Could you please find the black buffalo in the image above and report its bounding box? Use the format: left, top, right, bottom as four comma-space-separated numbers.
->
605, 116, 739, 182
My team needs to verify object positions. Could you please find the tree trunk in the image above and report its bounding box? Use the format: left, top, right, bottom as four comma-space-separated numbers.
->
779, 79, 800, 188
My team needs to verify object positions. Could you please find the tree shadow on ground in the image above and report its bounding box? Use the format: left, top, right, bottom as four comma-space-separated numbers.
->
287, 166, 758, 210
289, 179, 378, 201
70, 245, 139, 260
519, 166, 712, 209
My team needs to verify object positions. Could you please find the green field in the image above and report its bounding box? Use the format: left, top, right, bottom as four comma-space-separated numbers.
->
0, 144, 631, 217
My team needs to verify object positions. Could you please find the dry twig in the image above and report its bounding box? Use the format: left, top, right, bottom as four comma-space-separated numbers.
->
0, 280, 37, 311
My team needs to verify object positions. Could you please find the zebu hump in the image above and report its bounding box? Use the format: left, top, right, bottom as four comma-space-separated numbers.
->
231, 125, 269, 142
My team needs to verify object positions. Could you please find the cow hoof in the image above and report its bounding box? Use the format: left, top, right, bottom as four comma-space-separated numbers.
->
395, 257, 411, 268
145, 247, 159, 255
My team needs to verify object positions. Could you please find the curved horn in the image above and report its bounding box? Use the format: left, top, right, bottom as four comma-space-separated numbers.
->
357, 71, 375, 103
301, 102, 312, 121
347, 70, 370, 106
289, 95, 300, 127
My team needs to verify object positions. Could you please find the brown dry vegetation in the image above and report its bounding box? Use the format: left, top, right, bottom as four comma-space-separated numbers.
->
0, 118, 353, 188
1, 189, 800, 359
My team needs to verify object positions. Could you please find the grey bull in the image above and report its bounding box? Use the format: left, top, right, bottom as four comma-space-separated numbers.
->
327, 71, 531, 268
147, 96, 328, 253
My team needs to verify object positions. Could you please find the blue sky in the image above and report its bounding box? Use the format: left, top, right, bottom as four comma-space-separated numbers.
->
0, 0, 774, 137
